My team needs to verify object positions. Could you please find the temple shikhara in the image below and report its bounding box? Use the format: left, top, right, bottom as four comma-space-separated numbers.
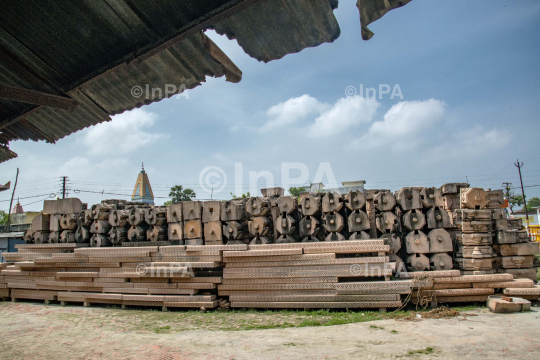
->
131, 163, 154, 205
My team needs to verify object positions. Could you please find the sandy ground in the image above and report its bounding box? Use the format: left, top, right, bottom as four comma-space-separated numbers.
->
0, 301, 539, 360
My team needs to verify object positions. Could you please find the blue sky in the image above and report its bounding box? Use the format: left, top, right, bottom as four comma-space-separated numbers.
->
2, 0, 540, 211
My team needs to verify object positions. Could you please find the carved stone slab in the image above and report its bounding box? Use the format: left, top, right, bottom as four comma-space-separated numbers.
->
500, 256, 535, 269
402, 210, 426, 231
430, 253, 454, 270
420, 187, 444, 208
218, 283, 336, 290
495, 243, 539, 256
405, 231, 429, 254
320, 191, 342, 213
303, 244, 390, 254
225, 257, 389, 268
473, 279, 535, 289
164, 301, 218, 308
224, 249, 302, 257
248, 240, 384, 250
413, 295, 489, 304
462, 233, 492, 246
398, 270, 460, 279
428, 229, 453, 253
345, 190, 366, 211
230, 301, 402, 309
229, 294, 400, 302
503, 285, 540, 296
396, 187, 422, 211
183, 201, 203, 221
374, 191, 396, 211
426, 207, 452, 229
222, 277, 338, 285
497, 268, 537, 282
434, 273, 513, 284
460, 187, 489, 209
224, 254, 335, 262
376, 212, 398, 233
166, 204, 183, 223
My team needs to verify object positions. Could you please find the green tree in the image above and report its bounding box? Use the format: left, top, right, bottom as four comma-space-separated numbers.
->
527, 197, 540, 210
0, 210, 9, 226
168, 185, 196, 203
163, 200, 173, 206
288, 187, 306, 200
508, 192, 524, 213
231, 192, 250, 199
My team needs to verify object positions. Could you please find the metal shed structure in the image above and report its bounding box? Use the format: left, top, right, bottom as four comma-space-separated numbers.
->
0, 0, 411, 163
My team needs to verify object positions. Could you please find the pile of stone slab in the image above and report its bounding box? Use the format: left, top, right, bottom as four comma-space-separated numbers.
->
1, 243, 222, 309
218, 240, 405, 310
493, 219, 540, 282
403, 270, 540, 305
0, 263, 8, 299
452, 187, 539, 278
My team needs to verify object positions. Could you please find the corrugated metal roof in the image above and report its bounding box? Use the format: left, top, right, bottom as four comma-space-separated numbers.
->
0, 0, 251, 163
0, 145, 17, 162
212, 0, 340, 63
0, 0, 414, 164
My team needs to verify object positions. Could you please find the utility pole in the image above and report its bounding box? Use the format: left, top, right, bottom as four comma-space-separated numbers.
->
502, 182, 512, 198
61, 176, 67, 199
502, 182, 512, 215
514, 160, 529, 227
7, 168, 19, 232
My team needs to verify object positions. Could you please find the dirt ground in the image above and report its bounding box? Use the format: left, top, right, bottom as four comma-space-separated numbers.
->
0, 301, 539, 360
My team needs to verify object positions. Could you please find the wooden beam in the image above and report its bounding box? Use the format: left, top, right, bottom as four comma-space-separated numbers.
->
0, 84, 78, 110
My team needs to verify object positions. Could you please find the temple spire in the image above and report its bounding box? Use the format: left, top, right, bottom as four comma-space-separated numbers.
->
131, 163, 154, 205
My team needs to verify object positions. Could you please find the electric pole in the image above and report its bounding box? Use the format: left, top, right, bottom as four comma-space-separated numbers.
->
502, 182, 512, 199
61, 176, 68, 199
514, 160, 529, 227
502, 182, 512, 215
7, 168, 19, 232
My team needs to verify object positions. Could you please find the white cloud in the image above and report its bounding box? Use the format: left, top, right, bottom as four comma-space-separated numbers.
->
427, 126, 512, 161
79, 108, 168, 155
259, 95, 329, 132
352, 99, 446, 150
307, 96, 379, 138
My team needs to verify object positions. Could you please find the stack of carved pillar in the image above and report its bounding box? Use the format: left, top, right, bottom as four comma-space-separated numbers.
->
126, 206, 150, 244
493, 211, 540, 282
145, 206, 167, 242
298, 193, 324, 242
394, 187, 453, 272
453, 187, 507, 275
108, 208, 129, 245
345, 190, 370, 240
203, 201, 224, 246
182, 201, 203, 246
275, 195, 301, 243
167, 203, 183, 244
246, 197, 273, 245
321, 191, 347, 241
221, 199, 250, 245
